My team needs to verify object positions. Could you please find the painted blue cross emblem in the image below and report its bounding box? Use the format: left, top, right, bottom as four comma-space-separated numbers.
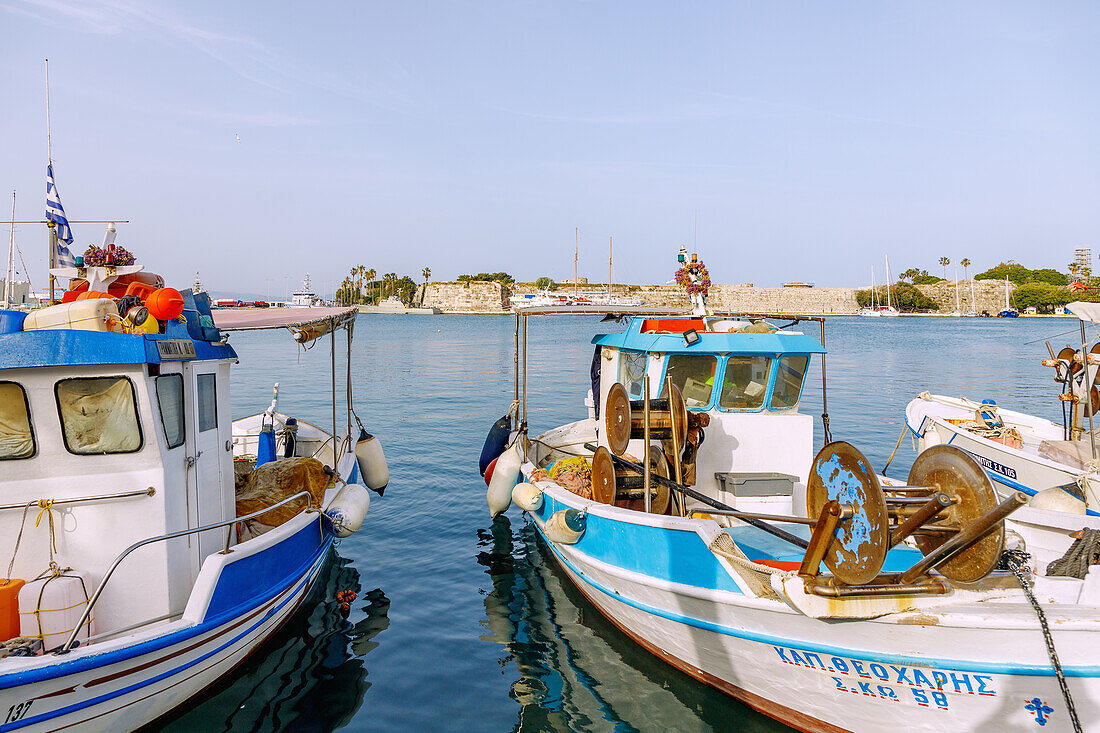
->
1025, 698, 1053, 726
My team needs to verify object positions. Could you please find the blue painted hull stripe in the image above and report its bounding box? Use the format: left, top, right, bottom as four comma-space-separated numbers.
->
1, 536, 331, 731
536, 526, 1100, 678
0, 519, 328, 690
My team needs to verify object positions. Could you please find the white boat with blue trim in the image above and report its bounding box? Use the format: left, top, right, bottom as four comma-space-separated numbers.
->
0, 265, 386, 731
483, 249, 1100, 732
906, 301, 1100, 568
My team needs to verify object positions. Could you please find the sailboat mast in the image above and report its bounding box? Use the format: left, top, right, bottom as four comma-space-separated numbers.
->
608, 236, 613, 297
45, 58, 56, 303
6, 192, 15, 308
574, 227, 578, 299
955, 266, 960, 311
871, 265, 876, 309
885, 254, 892, 309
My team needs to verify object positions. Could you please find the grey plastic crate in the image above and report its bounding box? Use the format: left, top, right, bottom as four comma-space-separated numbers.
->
714, 472, 797, 497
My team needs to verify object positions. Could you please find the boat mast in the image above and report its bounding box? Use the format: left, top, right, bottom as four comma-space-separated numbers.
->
885, 254, 892, 309
574, 227, 578, 300
45, 58, 57, 304
608, 236, 613, 298
5, 191, 15, 308
870, 265, 876, 309
954, 268, 960, 311
970, 276, 976, 312
1005, 277, 1010, 310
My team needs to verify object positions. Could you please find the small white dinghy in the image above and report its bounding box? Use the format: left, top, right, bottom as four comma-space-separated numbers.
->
484, 249, 1100, 733
0, 283, 385, 731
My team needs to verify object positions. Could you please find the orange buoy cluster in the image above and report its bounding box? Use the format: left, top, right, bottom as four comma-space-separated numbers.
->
61, 273, 184, 335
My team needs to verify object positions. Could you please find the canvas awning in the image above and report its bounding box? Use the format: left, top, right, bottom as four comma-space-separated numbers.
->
1067, 302, 1100, 324
212, 306, 356, 343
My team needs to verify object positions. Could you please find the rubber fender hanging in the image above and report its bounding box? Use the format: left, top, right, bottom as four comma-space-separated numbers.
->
480, 414, 512, 476
487, 442, 522, 518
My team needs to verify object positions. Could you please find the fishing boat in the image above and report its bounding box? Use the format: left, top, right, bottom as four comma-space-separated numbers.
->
0, 255, 388, 731
906, 301, 1100, 566
480, 248, 1100, 732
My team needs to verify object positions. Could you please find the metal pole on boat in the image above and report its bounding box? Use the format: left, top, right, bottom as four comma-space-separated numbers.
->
1080, 319, 1098, 464
643, 374, 651, 513
5, 191, 14, 308
331, 326, 338, 459
819, 319, 831, 443
346, 321, 353, 442
513, 312, 520, 431
522, 313, 528, 461
666, 376, 684, 515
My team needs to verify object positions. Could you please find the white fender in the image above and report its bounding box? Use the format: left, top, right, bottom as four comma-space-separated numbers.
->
512, 482, 543, 512
355, 432, 389, 492
324, 483, 371, 537
487, 442, 523, 518
544, 508, 586, 545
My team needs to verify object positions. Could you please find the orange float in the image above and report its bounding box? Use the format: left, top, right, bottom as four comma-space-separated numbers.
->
146, 288, 185, 320
75, 291, 113, 301
0, 578, 25, 642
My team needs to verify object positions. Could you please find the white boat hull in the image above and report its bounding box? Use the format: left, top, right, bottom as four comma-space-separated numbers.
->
523, 466, 1100, 733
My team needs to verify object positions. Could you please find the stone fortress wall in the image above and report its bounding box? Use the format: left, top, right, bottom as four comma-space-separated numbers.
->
422, 279, 1021, 315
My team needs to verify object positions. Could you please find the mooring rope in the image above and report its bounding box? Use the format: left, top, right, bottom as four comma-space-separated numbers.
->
1047, 529, 1100, 580
999, 549, 1082, 733
881, 424, 908, 475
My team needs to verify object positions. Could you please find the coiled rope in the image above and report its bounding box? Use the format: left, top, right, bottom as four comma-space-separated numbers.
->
999, 549, 1082, 733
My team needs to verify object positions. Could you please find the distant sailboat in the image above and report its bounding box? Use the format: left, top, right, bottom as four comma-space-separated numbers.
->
949, 266, 963, 317
998, 276, 1019, 318
858, 265, 881, 317
878, 254, 899, 316
964, 275, 978, 317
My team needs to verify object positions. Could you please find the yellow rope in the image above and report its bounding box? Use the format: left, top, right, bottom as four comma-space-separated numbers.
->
32, 499, 58, 555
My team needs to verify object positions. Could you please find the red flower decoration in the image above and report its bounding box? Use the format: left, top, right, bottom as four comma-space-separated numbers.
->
675, 261, 711, 297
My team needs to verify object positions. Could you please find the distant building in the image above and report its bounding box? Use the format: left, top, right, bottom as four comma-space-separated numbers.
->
563, 276, 589, 285
1075, 247, 1092, 273
0, 280, 32, 305
783, 281, 814, 288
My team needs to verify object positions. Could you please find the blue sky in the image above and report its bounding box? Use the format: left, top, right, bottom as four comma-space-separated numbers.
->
1, 1, 1097, 296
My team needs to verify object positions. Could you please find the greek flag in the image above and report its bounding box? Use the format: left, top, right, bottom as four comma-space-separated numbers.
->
46, 163, 76, 266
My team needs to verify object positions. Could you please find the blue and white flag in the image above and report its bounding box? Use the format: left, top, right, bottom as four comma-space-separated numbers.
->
46, 163, 76, 267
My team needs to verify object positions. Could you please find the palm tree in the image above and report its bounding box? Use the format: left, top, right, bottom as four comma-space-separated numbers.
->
421, 267, 432, 305
960, 258, 971, 281
1069, 263, 1080, 284
365, 267, 377, 304
939, 257, 950, 280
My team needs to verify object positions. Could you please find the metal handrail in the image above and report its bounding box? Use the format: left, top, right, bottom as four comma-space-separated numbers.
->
59, 489, 317, 654
0, 487, 155, 512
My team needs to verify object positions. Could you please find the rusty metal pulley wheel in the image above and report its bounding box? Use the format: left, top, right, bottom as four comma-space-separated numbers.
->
806, 441, 889, 586
906, 445, 1003, 582
590, 446, 617, 504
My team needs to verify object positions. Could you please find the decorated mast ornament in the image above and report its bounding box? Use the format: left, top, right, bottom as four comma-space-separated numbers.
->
674, 245, 710, 315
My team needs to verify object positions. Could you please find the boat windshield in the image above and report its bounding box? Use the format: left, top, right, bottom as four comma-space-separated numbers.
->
770, 355, 809, 410
664, 354, 717, 408
618, 350, 647, 398
719, 356, 771, 410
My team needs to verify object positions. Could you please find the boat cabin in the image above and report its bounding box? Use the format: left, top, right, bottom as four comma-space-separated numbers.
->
0, 289, 237, 641
589, 315, 825, 515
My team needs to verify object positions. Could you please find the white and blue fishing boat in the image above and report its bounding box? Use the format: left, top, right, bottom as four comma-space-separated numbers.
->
483, 248, 1100, 733
0, 262, 387, 731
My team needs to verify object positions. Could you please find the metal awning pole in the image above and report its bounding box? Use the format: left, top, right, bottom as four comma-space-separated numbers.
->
1081, 320, 1098, 464
346, 320, 354, 442
514, 312, 520, 431
643, 374, 651, 514
522, 313, 529, 460
331, 326, 338, 455
819, 318, 831, 444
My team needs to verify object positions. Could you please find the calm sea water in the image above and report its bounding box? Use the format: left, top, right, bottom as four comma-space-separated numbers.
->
155, 314, 1078, 732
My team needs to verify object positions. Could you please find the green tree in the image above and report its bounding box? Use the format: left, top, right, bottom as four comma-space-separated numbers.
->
535, 276, 557, 290
961, 258, 971, 281
912, 269, 944, 284
898, 267, 921, 283
1012, 283, 1072, 313
975, 262, 1067, 286
938, 257, 950, 279
856, 282, 938, 312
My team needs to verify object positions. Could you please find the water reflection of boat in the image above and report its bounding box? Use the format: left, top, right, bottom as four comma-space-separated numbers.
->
150, 552, 390, 732
477, 516, 778, 732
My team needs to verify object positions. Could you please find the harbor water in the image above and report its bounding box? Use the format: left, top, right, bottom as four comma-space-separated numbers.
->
155, 314, 1072, 732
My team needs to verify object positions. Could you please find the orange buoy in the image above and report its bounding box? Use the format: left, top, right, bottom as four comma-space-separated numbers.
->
76, 291, 113, 301
0, 578, 25, 642
146, 288, 185, 320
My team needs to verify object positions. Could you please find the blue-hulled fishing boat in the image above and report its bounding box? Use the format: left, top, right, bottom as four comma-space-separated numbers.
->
483, 248, 1099, 733
0, 260, 385, 731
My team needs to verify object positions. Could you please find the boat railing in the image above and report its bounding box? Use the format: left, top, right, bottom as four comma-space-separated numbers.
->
0, 487, 155, 512
58, 489, 319, 654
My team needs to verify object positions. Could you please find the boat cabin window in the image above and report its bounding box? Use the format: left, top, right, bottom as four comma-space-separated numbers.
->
55, 377, 143, 455
665, 354, 717, 408
770, 355, 809, 410
618, 351, 647, 398
155, 374, 186, 449
197, 374, 218, 432
719, 356, 771, 410
0, 382, 35, 460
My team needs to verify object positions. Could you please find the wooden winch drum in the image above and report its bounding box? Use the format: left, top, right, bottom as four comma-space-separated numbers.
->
604, 382, 688, 456
590, 445, 670, 514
